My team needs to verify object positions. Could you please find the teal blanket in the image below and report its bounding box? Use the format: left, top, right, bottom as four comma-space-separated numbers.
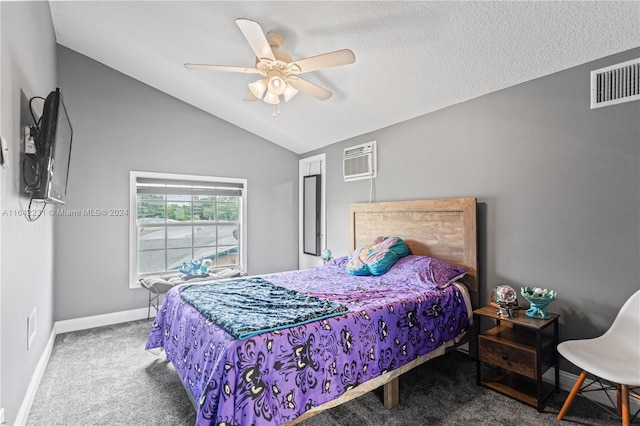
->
179, 277, 348, 339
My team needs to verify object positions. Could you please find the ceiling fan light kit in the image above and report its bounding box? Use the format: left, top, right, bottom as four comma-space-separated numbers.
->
184, 18, 355, 116
248, 79, 267, 99
263, 91, 280, 105
267, 74, 286, 96
283, 85, 299, 102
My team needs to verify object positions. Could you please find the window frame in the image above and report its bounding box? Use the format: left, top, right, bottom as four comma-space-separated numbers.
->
129, 171, 247, 288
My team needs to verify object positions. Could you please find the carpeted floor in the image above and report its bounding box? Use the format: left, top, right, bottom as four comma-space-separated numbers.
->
26, 319, 624, 426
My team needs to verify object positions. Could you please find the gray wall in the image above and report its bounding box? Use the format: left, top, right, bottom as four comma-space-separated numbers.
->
304, 48, 639, 372
55, 46, 299, 320
0, 2, 57, 423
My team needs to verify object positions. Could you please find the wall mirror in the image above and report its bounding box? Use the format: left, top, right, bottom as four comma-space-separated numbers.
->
303, 174, 321, 256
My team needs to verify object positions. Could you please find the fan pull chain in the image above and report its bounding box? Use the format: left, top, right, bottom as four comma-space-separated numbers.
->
272, 103, 281, 117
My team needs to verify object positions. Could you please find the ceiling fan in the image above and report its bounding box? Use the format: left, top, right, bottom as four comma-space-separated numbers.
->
185, 18, 356, 115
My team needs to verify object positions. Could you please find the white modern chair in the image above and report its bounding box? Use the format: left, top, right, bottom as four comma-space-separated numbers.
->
557, 289, 640, 426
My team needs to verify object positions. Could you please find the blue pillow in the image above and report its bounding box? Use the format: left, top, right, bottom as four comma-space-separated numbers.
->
367, 251, 400, 276
345, 236, 410, 276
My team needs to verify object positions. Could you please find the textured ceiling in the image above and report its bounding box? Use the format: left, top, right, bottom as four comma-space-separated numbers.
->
49, 1, 640, 154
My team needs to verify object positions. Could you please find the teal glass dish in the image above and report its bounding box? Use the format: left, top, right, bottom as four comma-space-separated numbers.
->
521, 287, 557, 319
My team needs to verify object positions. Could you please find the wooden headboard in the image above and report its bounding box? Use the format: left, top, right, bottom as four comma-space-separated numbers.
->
348, 198, 479, 308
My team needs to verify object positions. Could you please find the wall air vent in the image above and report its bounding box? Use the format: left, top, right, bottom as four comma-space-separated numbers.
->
591, 58, 640, 109
343, 141, 377, 182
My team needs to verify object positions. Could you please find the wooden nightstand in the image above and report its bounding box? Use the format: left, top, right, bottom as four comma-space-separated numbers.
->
474, 305, 560, 412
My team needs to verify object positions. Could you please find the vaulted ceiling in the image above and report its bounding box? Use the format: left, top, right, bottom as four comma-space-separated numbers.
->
49, 1, 639, 154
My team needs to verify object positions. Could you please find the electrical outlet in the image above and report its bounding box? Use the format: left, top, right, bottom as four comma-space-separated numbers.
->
24, 126, 36, 154
27, 307, 36, 350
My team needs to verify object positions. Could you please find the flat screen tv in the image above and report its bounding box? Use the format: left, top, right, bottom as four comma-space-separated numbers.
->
32, 88, 73, 204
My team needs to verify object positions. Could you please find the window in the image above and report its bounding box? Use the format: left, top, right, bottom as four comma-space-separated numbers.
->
129, 171, 246, 287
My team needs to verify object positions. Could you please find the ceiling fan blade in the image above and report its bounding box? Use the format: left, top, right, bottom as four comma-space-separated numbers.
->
235, 18, 275, 62
184, 63, 260, 74
243, 92, 259, 102
288, 77, 333, 101
290, 49, 355, 74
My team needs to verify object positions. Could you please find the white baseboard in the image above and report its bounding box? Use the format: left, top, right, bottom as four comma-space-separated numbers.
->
54, 307, 152, 334
14, 327, 56, 426
18, 307, 153, 425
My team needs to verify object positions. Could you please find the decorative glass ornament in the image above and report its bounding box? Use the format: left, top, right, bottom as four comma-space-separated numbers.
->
495, 284, 518, 317
179, 262, 191, 274
190, 259, 202, 273
321, 249, 332, 261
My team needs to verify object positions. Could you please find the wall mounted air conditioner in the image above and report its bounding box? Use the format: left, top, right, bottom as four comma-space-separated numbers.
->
591, 58, 640, 109
343, 141, 376, 182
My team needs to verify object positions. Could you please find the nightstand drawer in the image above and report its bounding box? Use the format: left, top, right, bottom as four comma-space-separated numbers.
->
478, 335, 536, 379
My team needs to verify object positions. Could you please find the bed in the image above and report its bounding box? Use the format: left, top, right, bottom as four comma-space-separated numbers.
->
145, 197, 478, 425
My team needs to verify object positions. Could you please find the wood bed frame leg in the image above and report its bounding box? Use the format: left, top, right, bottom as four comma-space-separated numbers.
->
557, 370, 587, 420
383, 377, 399, 409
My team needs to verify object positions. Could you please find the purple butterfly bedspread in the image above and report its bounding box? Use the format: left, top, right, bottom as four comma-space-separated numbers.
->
145, 256, 472, 426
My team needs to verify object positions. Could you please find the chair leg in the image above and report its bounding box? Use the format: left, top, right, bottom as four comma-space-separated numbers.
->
621, 385, 630, 426
617, 385, 622, 415
147, 290, 152, 319
557, 370, 588, 420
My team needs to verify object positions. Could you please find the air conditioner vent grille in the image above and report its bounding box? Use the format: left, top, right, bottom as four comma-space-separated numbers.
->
344, 156, 369, 177
591, 58, 640, 109
343, 141, 376, 182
